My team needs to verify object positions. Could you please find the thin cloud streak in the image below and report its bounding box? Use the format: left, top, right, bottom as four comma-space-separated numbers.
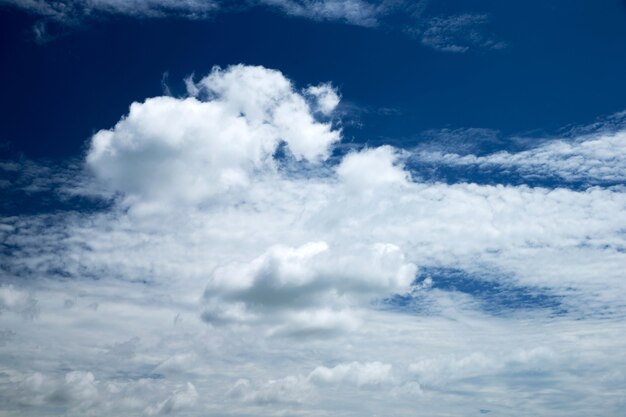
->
1, 0, 505, 52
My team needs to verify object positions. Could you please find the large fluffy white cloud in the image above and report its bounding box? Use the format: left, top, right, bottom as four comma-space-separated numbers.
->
3, 65, 626, 416
87, 65, 339, 212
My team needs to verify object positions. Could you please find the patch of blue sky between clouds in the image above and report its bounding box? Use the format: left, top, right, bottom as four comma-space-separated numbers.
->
383, 267, 567, 318
0, 159, 112, 217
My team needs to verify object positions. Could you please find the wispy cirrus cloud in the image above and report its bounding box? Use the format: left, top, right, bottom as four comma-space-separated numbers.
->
413, 129, 626, 185
0, 0, 220, 22
0, 0, 383, 27
1, 0, 505, 52
258, 0, 388, 27
416, 13, 506, 53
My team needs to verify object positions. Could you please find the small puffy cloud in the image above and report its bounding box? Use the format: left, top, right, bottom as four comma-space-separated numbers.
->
305, 83, 341, 115
308, 361, 393, 387
337, 146, 410, 191
227, 376, 314, 405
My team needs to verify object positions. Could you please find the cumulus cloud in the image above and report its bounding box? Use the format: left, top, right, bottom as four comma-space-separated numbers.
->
308, 361, 393, 387
3, 65, 626, 416
228, 361, 392, 406
305, 83, 340, 116
202, 241, 416, 334
337, 145, 410, 191
87, 64, 340, 212
227, 376, 314, 405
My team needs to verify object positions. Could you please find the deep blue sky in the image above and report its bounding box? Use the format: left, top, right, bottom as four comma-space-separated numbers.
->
1, 0, 626, 159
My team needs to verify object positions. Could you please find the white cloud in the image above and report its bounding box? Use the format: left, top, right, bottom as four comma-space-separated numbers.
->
415, 130, 626, 183
87, 65, 340, 213
227, 376, 314, 405
202, 240, 416, 336
337, 145, 410, 191
308, 361, 393, 387
3, 65, 626, 416
50, 371, 100, 409
227, 361, 393, 406
4, 370, 200, 416
305, 83, 340, 116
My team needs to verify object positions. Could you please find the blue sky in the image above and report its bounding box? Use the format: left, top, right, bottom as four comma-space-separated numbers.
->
3, 1, 626, 159
1, 1, 626, 416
